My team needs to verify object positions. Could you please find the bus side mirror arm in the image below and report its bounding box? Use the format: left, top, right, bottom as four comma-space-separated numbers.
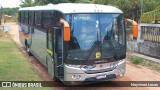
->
60, 18, 71, 41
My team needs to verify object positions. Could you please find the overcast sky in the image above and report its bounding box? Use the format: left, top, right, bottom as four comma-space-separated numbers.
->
0, 0, 21, 8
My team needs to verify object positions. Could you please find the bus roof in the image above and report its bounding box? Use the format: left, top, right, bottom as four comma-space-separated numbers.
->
19, 3, 123, 14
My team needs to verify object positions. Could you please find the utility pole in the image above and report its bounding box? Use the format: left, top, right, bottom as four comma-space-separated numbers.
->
0, 3, 2, 25
141, 0, 143, 16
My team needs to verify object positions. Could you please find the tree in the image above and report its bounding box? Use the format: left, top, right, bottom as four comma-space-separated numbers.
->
140, 1, 160, 23
93, 0, 141, 22
93, 0, 132, 18
20, 0, 160, 22
3, 8, 19, 16
75, 0, 92, 3
20, 0, 92, 7
142, 0, 160, 13
20, 0, 35, 7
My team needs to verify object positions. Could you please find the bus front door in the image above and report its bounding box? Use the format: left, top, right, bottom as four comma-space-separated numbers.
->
47, 27, 64, 81
54, 27, 64, 80
46, 27, 55, 80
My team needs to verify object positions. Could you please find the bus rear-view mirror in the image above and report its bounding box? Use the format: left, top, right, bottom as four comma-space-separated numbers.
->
126, 19, 138, 39
60, 18, 70, 41
64, 27, 70, 41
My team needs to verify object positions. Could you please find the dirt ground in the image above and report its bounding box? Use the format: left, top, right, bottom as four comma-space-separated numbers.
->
4, 22, 160, 90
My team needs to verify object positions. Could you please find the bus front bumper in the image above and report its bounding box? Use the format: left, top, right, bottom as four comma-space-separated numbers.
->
63, 59, 126, 85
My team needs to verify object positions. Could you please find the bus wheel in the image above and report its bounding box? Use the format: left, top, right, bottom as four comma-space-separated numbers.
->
26, 44, 32, 56
54, 77, 60, 82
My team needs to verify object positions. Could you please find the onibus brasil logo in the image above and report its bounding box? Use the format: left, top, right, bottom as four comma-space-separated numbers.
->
1, 82, 42, 87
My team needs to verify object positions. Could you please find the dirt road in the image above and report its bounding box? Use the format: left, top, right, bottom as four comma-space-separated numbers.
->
5, 22, 160, 90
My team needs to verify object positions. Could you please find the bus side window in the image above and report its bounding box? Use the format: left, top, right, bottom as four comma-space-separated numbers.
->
24, 12, 28, 24
53, 11, 62, 27
29, 11, 34, 26
42, 11, 52, 32
21, 12, 25, 23
18, 12, 21, 22
35, 11, 41, 28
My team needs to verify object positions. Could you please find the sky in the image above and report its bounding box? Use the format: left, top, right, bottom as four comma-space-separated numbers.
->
0, 0, 21, 8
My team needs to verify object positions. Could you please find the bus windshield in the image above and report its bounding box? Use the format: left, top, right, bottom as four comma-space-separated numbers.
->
65, 13, 126, 61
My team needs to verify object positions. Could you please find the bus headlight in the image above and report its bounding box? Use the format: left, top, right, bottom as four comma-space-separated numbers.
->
72, 75, 76, 79
72, 75, 82, 80
77, 75, 81, 79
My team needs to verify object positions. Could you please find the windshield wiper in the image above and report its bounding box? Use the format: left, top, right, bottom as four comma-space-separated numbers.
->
107, 20, 118, 60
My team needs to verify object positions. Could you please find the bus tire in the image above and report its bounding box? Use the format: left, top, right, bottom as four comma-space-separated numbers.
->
26, 44, 32, 56
54, 66, 60, 81
54, 77, 60, 82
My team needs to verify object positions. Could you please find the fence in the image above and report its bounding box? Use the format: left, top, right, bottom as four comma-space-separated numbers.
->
127, 23, 160, 59
141, 24, 160, 42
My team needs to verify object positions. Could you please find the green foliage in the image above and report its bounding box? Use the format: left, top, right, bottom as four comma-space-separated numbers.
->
93, 0, 141, 21
130, 57, 144, 64
3, 8, 19, 16
140, 9, 160, 23
20, 0, 93, 7
128, 55, 160, 73
140, 0, 160, 23
75, 0, 92, 3
19, 0, 160, 22
142, 0, 160, 13
155, 5, 160, 10
93, 0, 160, 22
0, 33, 41, 81
20, 0, 40, 7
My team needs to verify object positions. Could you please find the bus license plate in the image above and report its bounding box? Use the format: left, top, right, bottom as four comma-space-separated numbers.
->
96, 74, 106, 79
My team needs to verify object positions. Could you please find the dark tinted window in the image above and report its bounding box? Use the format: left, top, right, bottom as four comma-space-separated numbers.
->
35, 11, 41, 28
18, 12, 21, 22
54, 11, 62, 26
24, 12, 28, 24
42, 11, 52, 30
21, 12, 25, 23
29, 12, 34, 25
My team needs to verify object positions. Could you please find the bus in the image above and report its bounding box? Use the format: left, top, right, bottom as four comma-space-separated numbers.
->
18, 3, 138, 85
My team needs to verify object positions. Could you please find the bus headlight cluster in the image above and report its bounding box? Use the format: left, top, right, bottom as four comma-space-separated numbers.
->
72, 75, 82, 80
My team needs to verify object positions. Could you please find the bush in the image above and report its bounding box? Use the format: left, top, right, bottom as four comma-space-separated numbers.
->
127, 55, 160, 72
130, 57, 144, 64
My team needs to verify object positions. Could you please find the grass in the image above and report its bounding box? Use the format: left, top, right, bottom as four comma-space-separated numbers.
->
129, 57, 144, 64
140, 60, 160, 72
127, 55, 160, 73
0, 30, 52, 90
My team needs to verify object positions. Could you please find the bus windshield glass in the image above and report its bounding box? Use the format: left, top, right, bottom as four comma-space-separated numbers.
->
65, 13, 126, 60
